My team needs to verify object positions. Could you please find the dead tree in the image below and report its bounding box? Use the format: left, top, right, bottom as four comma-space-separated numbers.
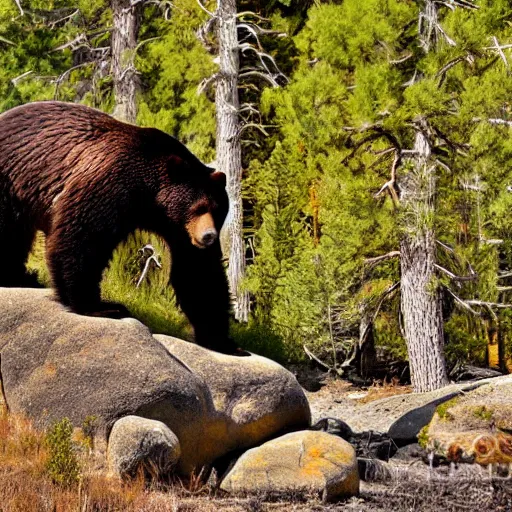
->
214, 0, 250, 322
197, 0, 286, 322
111, 0, 142, 123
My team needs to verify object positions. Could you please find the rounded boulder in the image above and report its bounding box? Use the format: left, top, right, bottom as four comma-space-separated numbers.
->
220, 430, 359, 501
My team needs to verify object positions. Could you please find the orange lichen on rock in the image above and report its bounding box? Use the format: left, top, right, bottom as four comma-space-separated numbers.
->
220, 431, 359, 501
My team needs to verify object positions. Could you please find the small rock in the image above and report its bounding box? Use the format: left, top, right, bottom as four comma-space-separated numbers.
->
107, 416, 181, 479
358, 458, 392, 482
220, 430, 359, 502
391, 443, 426, 461
310, 417, 353, 440
347, 392, 368, 400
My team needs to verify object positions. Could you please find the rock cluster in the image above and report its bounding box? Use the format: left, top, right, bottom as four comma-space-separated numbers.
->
0, 288, 359, 501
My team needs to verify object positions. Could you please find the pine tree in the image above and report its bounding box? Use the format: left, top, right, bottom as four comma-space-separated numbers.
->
247, 0, 512, 377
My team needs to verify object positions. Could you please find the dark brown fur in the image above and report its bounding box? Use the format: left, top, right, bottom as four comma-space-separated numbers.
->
0, 101, 234, 353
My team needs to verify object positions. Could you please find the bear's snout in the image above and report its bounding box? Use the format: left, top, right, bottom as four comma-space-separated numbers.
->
187, 212, 219, 248
200, 228, 217, 247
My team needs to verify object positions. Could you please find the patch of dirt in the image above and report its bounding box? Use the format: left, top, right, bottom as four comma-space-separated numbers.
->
292, 368, 412, 432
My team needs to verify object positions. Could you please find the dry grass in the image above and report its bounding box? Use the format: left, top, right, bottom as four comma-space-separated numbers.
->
358, 378, 412, 404
0, 412, 326, 512
0, 411, 153, 511
5, 410, 509, 512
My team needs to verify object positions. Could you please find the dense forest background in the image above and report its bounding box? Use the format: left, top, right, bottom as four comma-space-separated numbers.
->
2, 0, 512, 390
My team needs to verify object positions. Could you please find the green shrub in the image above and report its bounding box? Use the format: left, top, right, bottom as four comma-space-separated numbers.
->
45, 418, 80, 487
230, 321, 291, 363
417, 425, 429, 449
81, 415, 98, 451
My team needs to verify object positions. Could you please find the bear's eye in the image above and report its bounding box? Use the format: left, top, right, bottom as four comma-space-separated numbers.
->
189, 199, 209, 217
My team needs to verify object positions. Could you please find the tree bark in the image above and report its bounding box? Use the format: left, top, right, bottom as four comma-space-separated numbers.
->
215, 0, 250, 322
399, 127, 449, 392
111, 0, 141, 123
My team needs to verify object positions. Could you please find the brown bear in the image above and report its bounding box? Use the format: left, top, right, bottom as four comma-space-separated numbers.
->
0, 101, 235, 353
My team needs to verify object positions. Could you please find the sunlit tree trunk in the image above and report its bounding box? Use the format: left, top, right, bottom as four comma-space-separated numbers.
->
393, 0, 450, 392
215, 0, 250, 322
399, 127, 448, 392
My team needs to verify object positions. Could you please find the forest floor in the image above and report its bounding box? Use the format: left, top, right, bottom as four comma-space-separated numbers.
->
278, 367, 512, 512
137, 369, 509, 512
291, 365, 413, 429
153, 479, 512, 511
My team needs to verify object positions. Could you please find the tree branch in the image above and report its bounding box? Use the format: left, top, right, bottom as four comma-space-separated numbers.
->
11, 70, 34, 86
52, 33, 89, 53
239, 70, 279, 87
196, 0, 214, 17
434, 0, 479, 10
466, 300, 512, 309
436, 54, 469, 85
136, 244, 162, 288
234, 122, 274, 139
374, 150, 400, 204
473, 117, 512, 127
489, 36, 509, 68
444, 287, 480, 316
238, 22, 286, 43
364, 251, 401, 268
196, 14, 217, 53
303, 344, 332, 371
197, 73, 219, 94
53, 62, 93, 99
236, 11, 270, 22
389, 52, 413, 65
13, 0, 24, 16
434, 263, 477, 282
238, 43, 288, 84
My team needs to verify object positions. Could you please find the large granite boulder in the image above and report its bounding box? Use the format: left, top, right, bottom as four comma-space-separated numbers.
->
0, 288, 310, 474
343, 375, 512, 443
423, 380, 512, 465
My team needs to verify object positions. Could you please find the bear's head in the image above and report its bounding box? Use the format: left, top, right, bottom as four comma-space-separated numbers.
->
184, 170, 228, 248
156, 157, 229, 249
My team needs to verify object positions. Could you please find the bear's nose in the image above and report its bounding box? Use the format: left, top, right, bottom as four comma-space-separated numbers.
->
201, 229, 217, 247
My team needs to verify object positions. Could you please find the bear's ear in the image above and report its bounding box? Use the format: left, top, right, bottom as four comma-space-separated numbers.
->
210, 171, 226, 187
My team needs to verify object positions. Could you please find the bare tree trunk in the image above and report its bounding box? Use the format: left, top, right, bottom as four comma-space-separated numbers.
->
342, 305, 376, 380
399, 127, 448, 392
215, 0, 250, 322
111, 0, 141, 123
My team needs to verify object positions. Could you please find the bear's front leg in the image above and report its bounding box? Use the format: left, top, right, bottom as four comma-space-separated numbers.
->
170, 241, 240, 354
